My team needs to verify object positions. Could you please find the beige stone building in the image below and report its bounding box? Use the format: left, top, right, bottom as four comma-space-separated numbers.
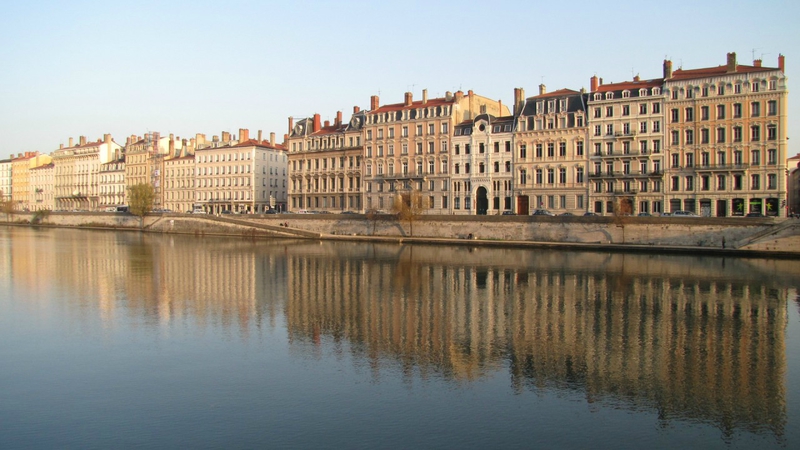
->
29, 163, 54, 211
663, 53, 788, 216
163, 153, 195, 214
586, 77, 667, 215
514, 86, 590, 215
287, 108, 365, 212
451, 113, 515, 214
52, 135, 123, 211
124, 133, 187, 209
363, 89, 509, 214
11, 152, 52, 211
98, 156, 125, 209
0, 159, 11, 202
195, 128, 287, 214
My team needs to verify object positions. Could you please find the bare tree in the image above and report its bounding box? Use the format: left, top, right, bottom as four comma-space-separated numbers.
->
391, 189, 429, 237
128, 183, 155, 228
0, 192, 14, 222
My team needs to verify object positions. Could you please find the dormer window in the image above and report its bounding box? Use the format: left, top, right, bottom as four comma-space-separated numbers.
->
639, 89, 647, 97
622, 90, 630, 98
536, 102, 543, 114
652, 87, 661, 95
593, 93, 602, 101
605, 92, 614, 100
559, 99, 567, 111
547, 100, 555, 112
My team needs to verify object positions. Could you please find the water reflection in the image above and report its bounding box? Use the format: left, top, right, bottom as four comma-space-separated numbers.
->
1, 228, 795, 440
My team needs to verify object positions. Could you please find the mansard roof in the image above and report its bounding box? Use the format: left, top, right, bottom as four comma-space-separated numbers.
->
668, 64, 778, 82
369, 97, 452, 115
521, 89, 586, 116
593, 78, 663, 93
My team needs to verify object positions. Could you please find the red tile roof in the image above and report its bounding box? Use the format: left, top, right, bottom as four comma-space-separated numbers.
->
594, 78, 663, 93
669, 64, 777, 81
369, 97, 452, 114
530, 88, 581, 99
232, 139, 286, 151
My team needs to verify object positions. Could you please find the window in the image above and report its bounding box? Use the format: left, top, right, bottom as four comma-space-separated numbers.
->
428, 142, 435, 154
416, 125, 423, 136
576, 141, 584, 156
536, 144, 543, 158
734, 150, 742, 165
402, 126, 408, 137
751, 174, 760, 190
576, 167, 584, 183
701, 106, 709, 120
752, 81, 760, 92
606, 106, 613, 117
718, 84, 725, 95
701, 152, 709, 167
594, 125, 601, 136
547, 143, 555, 157
671, 176, 680, 191
768, 174, 777, 189
652, 103, 661, 114
751, 126, 760, 142
622, 105, 630, 116
640, 121, 647, 133
428, 124, 435, 135
465, 144, 471, 154
640, 140, 648, 153
547, 169, 554, 184
606, 124, 614, 135
686, 88, 694, 99
429, 161, 435, 174
767, 125, 777, 141
494, 161, 499, 173
733, 126, 742, 142
671, 130, 680, 145
639, 103, 647, 114
716, 104, 725, 119
717, 127, 726, 143
685, 130, 694, 144
441, 123, 449, 134
519, 145, 527, 158
701, 175, 709, 191
653, 140, 661, 153
671, 153, 680, 168
751, 102, 760, 117
686, 153, 694, 167
751, 150, 760, 165
652, 120, 660, 133
757, 102, 773, 120
671, 109, 679, 123
768, 149, 777, 165
717, 175, 726, 190
479, 143, 485, 154
594, 143, 602, 155
536, 169, 543, 184
594, 107, 601, 118
576, 115, 584, 127
735, 84, 742, 94
701, 129, 709, 144
519, 169, 527, 185
606, 142, 614, 155
559, 142, 566, 157
733, 103, 742, 118
494, 142, 500, 153
685, 107, 694, 121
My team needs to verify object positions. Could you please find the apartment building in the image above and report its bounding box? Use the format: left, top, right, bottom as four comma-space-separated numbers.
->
788, 154, 800, 216
362, 89, 509, 213
124, 133, 187, 209
663, 52, 788, 216
194, 129, 287, 214
451, 113, 515, 214
0, 159, 11, 202
287, 108, 365, 212
11, 152, 51, 211
163, 153, 195, 214
587, 76, 666, 215
98, 156, 125, 209
51, 135, 122, 211
29, 163, 54, 211
515, 86, 590, 214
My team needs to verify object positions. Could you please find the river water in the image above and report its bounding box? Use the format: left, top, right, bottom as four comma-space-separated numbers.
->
1, 227, 798, 449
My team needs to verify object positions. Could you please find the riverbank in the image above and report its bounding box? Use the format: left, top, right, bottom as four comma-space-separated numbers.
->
3, 211, 799, 258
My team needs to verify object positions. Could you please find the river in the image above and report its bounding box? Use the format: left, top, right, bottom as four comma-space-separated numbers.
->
1, 227, 798, 449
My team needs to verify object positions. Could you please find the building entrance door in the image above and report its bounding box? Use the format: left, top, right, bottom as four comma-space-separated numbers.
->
476, 187, 488, 215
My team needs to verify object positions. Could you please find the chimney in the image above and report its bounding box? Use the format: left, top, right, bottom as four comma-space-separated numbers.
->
79, 136, 86, 145
455, 90, 464, 102
445, 91, 453, 101
169, 136, 175, 154
324, 120, 330, 128
336, 110, 342, 126
539, 84, 546, 95
404, 92, 413, 106
590, 76, 599, 92
663, 60, 673, 79
753, 59, 762, 67
468, 89, 474, 97
633, 74, 640, 82
514, 88, 525, 115
104, 134, 111, 148
270, 132, 276, 146
288, 116, 294, 133
221, 131, 231, 142
353, 105, 360, 114
59, 144, 64, 149
498, 100, 502, 114
313, 113, 321, 132
257, 130, 263, 142
370, 95, 379, 110
125, 137, 130, 146
422, 89, 428, 104
779, 54, 785, 72
283, 133, 288, 145
242, 129, 250, 142
727, 52, 737, 73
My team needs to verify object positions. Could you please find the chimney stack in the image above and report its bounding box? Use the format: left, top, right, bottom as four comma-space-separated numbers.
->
270, 132, 276, 146
753, 59, 762, 67
590, 75, 599, 92
336, 110, 342, 126
353, 105, 360, 114
633, 74, 640, 82
539, 84, 546, 95
104, 134, 111, 149
455, 90, 464, 102
313, 113, 321, 132
288, 116, 294, 134
513, 88, 525, 115
370, 95, 379, 110
422, 89, 428, 104
258, 130, 263, 142
663, 60, 673, 79
79, 136, 86, 146
404, 92, 413, 106
726, 52, 737, 73
445, 91, 453, 101
222, 131, 231, 142
779, 54, 785, 72
324, 120, 330, 128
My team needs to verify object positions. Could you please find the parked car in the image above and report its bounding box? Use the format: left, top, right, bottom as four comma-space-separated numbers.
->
583, 212, 598, 216
745, 212, 764, 217
637, 212, 652, 217
532, 209, 555, 216
560, 212, 574, 216
264, 209, 278, 214
502, 210, 516, 215
672, 210, 699, 217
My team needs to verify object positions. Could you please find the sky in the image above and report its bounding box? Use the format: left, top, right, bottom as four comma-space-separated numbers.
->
1, 0, 798, 159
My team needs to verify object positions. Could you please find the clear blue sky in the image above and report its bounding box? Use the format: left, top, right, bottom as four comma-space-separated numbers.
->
1, 0, 798, 159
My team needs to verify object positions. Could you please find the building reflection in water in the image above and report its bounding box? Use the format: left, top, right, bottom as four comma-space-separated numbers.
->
1, 228, 795, 439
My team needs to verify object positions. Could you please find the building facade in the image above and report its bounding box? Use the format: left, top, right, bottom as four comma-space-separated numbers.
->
362, 89, 509, 214
515, 86, 590, 215
194, 128, 287, 214
287, 108, 365, 212
586, 77, 666, 215
452, 114, 515, 214
52, 135, 122, 211
663, 53, 788, 216
0, 159, 11, 202
29, 163, 54, 211
788, 154, 800, 216
98, 157, 126, 209
163, 154, 195, 213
